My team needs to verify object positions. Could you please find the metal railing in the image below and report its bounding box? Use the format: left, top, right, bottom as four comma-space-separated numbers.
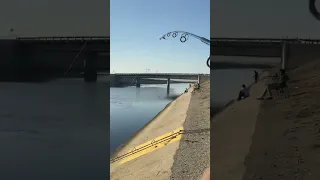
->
114, 73, 206, 76
16, 36, 109, 41
110, 128, 210, 164
210, 38, 320, 44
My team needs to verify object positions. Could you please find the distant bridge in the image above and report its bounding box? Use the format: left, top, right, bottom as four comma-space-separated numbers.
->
210, 38, 320, 70
0, 36, 109, 82
112, 73, 207, 79
110, 73, 210, 95
17, 36, 109, 52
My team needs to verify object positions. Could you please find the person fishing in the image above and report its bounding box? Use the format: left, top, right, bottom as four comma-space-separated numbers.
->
257, 69, 290, 100
238, 84, 250, 101
253, 70, 259, 83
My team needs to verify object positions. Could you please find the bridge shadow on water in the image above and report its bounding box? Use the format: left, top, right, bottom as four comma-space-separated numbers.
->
134, 85, 183, 101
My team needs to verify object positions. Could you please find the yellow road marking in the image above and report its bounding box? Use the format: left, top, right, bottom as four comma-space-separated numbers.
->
116, 127, 184, 166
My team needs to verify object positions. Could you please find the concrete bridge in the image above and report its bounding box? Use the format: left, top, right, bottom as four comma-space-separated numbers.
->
110, 73, 210, 95
210, 38, 320, 70
0, 36, 109, 82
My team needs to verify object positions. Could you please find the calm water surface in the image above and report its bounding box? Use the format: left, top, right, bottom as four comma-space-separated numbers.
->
211, 69, 263, 106
110, 83, 189, 154
0, 78, 109, 180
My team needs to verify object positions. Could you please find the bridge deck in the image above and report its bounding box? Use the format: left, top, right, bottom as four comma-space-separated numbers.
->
114, 73, 207, 76
112, 73, 209, 80
210, 38, 320, 57
210, 38, 320, 44
211, 62, 275, 70
8, 36, 110, 52
0, 37, 110, 79
17, 36, 109, 41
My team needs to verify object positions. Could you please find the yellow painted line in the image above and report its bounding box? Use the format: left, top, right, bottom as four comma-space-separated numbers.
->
116, 127, 184, 166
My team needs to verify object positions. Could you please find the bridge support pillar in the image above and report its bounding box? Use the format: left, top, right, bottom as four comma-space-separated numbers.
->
136, 78, 141, 88
281, 42, 287, 70
15, 43, 32, 81
84, 52, 98, 82
167, 78, 170, 96
197, 75, 202, 84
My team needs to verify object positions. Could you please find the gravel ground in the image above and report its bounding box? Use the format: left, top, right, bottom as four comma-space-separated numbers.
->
170, 81, 210, 180
242, 61, 320, 180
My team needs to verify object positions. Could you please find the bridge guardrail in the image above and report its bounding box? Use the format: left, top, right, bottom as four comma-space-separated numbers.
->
210, 38, 320, 45
16, 36, 110, 41
113, 73, 209, 76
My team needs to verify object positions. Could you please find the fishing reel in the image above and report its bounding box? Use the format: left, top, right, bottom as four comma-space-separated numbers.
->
310, 0, 320, 20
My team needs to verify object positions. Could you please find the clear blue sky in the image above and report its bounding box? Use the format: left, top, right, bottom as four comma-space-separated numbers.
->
110, 0, 210, 74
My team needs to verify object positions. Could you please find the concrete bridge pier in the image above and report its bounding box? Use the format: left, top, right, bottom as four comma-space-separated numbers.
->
136, 78, 141, 88
281, 42, 288, 70
197, 75, 201, 84
84, 52, 98, 82
167, 78, 170, 96
16, 43, 32, 81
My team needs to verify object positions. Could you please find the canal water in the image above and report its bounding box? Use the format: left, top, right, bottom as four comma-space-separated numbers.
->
0, 78, 109, 180
110, 83, 190, 154
211, 69, 262, 106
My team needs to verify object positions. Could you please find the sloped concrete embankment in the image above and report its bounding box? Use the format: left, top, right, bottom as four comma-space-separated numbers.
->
211, 72, 268, 180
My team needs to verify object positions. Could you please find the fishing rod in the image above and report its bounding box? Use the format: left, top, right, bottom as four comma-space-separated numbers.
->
310, 0, 320, 21
160, 31, 211, 68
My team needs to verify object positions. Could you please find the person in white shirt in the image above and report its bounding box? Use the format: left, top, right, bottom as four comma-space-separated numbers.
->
238, 84, 250, 101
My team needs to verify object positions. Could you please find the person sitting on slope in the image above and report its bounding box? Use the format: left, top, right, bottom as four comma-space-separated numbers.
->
238, 84, 250, 101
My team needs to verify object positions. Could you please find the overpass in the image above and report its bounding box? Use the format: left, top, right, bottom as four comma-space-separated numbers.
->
0, 36, 109, 82
110, 73, 210, 95
210, 38, 320, 70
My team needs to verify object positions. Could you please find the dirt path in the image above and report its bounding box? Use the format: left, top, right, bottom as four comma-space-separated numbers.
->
242, 61, 320, 180
170, 81, 210, 180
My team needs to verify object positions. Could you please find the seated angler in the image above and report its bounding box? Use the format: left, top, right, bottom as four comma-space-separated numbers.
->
238, 84, 250, 101
257, 69, 289, 100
